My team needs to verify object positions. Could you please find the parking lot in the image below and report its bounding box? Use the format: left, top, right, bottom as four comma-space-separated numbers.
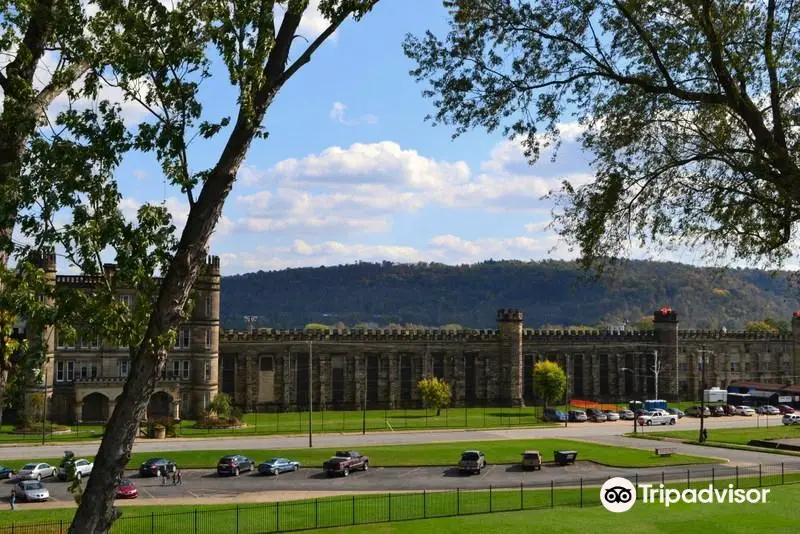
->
5, 459, 793, 503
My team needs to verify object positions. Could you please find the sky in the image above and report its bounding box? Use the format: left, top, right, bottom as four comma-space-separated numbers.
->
6, 0, 723, 275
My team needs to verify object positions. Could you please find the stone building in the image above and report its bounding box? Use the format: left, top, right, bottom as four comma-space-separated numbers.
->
27, 251, 221, 423
28, 254, 800, 421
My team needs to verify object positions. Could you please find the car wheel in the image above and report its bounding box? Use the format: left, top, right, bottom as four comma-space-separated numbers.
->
363, 462, 369, 471
76, 472, 82, 480
234, 467, 240, 477
343, 468, 349, 477
646, 420, 652, 426
293, 464, 299, 471
36, 474, 41, 481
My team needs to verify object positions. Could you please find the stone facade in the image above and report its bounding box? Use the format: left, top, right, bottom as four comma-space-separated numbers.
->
31, 253, 800, 419
28, 252, 221, 423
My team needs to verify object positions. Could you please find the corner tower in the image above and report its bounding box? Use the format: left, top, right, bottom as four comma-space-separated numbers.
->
24, 248, 57, 419
653, 307, 679, 400
188, 254, 221, 417
497, 308, 524, 407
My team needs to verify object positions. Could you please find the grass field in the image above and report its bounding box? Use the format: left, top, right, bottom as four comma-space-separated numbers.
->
645, 424, 800, 445
0, 438, 719, 472
0, 406, 568, 444
1, 469, 797, 532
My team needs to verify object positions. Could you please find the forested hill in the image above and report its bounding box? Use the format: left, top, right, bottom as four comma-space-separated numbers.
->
219, 260, 800, 331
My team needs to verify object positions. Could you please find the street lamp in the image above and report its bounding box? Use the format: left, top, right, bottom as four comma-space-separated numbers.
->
621, 367, 638, 434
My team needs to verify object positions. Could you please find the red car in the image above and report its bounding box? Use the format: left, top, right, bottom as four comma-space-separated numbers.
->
778, 405, 795, 414
116, 479, 138, 499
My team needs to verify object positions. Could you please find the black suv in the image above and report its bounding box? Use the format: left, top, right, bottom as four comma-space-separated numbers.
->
217, 455, 255, 476
138, 458, 177, 477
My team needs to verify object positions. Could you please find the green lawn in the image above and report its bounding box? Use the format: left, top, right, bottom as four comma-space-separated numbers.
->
2, 470, 797, 532
646, 424, 800, 445
0, 406, 564, 444
0, 438, 718, 472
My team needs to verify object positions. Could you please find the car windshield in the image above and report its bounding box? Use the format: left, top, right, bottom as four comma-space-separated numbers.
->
21, 464, 36, 470
23, 482, 43, 490
120, 479, 132, 486
461, 452, 480, 461
266, 458, 280, 463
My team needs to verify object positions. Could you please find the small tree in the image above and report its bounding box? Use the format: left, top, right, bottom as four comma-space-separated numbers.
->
208, 392, 233, 419
533, 361, 567, 408
417, 377, 452, 416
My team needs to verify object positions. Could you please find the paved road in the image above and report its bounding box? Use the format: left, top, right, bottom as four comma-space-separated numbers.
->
0, 415, 781, 460
6, 458, 798, 505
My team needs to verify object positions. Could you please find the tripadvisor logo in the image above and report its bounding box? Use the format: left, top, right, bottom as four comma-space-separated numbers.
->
600, 477, 770, 513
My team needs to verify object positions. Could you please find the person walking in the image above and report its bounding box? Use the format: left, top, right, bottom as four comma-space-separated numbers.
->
9, 487, 16, 511
160, 465, 168, 486
176, 470, 183, 485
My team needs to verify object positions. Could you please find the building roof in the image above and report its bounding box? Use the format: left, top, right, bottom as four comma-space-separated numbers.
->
728, 381, 796, 394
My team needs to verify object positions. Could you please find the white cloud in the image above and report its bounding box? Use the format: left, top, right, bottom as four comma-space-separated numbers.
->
525, 221, 551, 233
330, 101, 378, 126
274, 0, 338, 42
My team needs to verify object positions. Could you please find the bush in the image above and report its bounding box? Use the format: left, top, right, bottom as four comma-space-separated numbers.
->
193, 415, 244, 429
146, 416, 177, 438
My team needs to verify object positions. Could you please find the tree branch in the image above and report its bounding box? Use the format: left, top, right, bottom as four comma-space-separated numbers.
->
764, 0, 786, 147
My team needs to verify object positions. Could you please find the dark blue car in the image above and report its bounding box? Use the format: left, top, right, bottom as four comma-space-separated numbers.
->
216, 455, 255, 476
0, 465, 14, 479
258, 457, 301, 475
542, 409, 568, 422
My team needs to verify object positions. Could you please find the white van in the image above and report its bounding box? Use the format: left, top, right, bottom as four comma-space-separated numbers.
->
782, 414, 800, 426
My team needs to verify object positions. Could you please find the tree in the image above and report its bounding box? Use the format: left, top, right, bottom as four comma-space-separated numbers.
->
0, 0, 93, 432
304, 323, 331, 331
208, 392, 233, 419
51, 2, 380, 532
405, 1, 800, 271
533, 361, 566, 408
765, 317, 789, 334
417, 376, 452, 416
745, 320, 780, 333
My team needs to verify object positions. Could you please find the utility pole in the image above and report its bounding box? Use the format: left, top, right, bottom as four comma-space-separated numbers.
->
362, 355, 367, 435
308, 340, 313, 448
698, 347, 713, 443
564, 353, 570, 428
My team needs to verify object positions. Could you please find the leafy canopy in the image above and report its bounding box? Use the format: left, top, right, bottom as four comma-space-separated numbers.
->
405, 0, 800, 269
417, 376, 452, 415
533, 360, 566, 406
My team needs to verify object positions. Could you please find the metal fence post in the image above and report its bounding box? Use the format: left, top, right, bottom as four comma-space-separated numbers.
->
315, 498, 319, 528
759, 464, 762, 487
194, 508, 197, 533
520, 482, 524, 510
457, 488, 461, 515
151, 512, 155, 534
687, 469, 690, 489
712, 467, 715, 485
352, 495, 356, 525
662, 471, 665, 486
424, 490, 427, 518
550, 480, 554, 508
490, 484, 493, 513
60, 520, 63, 534
580, 478, 583, 508
736, 466, 739, 489
635, 473, 638, 486
388, 492, 392, 521
276, 501, 280, 532
782, 463, 785, 485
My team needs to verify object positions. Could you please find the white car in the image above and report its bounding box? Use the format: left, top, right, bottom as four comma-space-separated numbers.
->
604, 411, 620, 421
16, 462, 56, 481
783, 414, 800, 426
637, 409, 677, 426
735, 406, 755, 416
57, 458, 93, 481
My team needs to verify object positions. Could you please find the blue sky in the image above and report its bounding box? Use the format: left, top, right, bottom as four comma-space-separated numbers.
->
9, 0, 708, 275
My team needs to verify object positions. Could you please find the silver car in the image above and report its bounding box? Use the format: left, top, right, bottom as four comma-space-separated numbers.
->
604, 410, 620, 421
15, 480, 50, 502
16, 462, 55, 481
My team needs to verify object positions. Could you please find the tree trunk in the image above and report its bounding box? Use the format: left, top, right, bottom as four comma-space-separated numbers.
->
436, 407, 441, 416
0, 366, 8, 429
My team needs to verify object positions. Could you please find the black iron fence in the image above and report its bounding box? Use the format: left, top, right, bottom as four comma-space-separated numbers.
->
3, 462, 799, 533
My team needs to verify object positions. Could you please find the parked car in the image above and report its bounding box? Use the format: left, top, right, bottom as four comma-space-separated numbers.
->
586, 408, 608, 422
542, 409, 568, 422
0, 465, 14, 479
618, 409, 635, 420
637, 409, 677, 426
14, 480, 49, 502
323, 451, 369, 477
458, 450, 486, 475
217, 455, 255, 476
778, 405, 796, 414
57, 458, 93, 481
723, 405, 739, 416
666, 408, 685, 419
782, 414, 800, 426
711, 405, 726, 417
115, 479, 138, 499
685, 405, 711, 417
258, 457, 301, 475
521, 450, 542, 471
568, 410, 588, 422
735, 405, 756, 416
603, 410, 620, 421
16, 462, 55, 481
138, 458, 177, 477
757, 405, 780, 415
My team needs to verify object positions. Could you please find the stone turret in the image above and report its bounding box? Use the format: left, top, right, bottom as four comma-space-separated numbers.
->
496, 308, 524, 407
25, 248, 57, 420
791, 311, 800, 384
654, 307, 679, 400
187, 253, 221, 416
